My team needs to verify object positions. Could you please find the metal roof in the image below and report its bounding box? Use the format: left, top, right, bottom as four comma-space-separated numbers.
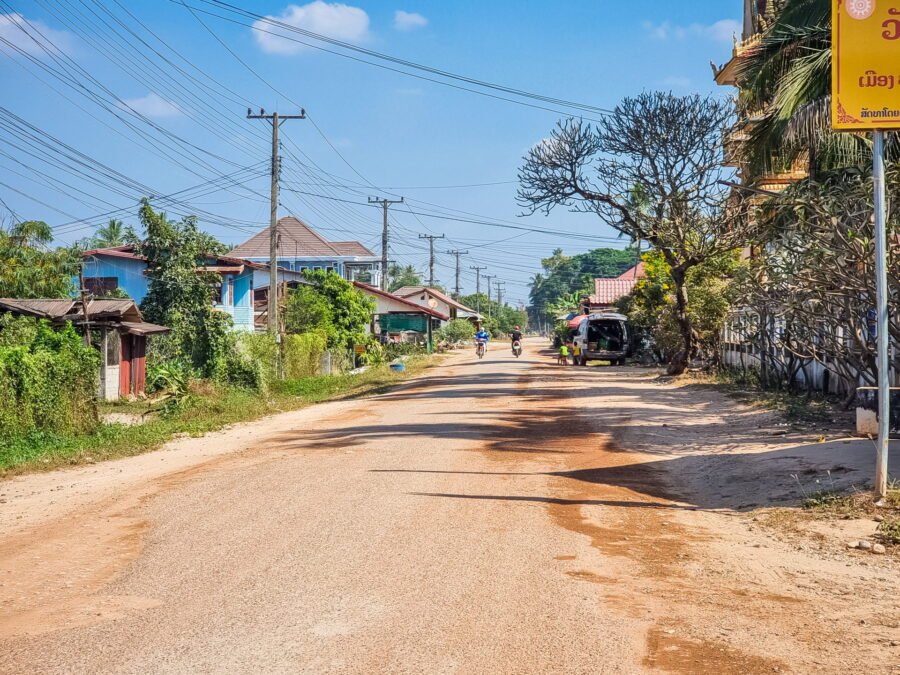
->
392, 286, 477, 314
0, 298, 167, 335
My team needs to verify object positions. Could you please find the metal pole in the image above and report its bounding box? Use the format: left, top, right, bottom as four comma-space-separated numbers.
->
873, 129, 890, 499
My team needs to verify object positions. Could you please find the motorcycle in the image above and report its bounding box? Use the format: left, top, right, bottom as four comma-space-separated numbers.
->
475, 338, 487, 359
512, 340, 522, 358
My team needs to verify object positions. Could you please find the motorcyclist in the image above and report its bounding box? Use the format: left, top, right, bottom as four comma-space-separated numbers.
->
474, 325, 491, 344
510, 326, 523, 353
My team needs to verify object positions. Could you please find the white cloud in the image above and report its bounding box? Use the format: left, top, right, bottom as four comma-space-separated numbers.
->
643, 18, 740, 44
0, 13, 73, 56
394, 10, 427, 31
121, 93, 182, 118
252, 2, 370, 55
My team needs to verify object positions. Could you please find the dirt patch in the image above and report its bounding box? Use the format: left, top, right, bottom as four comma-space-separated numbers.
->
645, 628, 787, 674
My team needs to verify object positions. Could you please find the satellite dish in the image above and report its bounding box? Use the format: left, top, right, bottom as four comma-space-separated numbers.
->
428, 298, 438, 309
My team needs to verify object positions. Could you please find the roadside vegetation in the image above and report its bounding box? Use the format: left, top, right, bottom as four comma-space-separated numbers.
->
0, 201, 427, 477
0, 356, 435, 477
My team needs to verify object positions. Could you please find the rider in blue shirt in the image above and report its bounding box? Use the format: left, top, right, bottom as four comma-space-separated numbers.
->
474, 327, 490, 343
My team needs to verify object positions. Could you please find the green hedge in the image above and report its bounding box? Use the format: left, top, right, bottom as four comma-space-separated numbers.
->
0, 316, 99, 439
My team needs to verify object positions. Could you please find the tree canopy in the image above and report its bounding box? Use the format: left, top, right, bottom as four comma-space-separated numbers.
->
0, 220, 78, 299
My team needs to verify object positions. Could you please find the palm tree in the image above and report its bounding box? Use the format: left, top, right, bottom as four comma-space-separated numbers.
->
736, 0, 871, 177
90, 219, 127, 248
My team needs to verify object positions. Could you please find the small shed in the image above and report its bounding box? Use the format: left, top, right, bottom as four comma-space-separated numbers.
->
0, 298, 169, 401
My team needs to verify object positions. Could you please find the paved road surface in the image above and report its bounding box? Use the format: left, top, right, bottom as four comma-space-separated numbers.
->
2, 339, 898, 673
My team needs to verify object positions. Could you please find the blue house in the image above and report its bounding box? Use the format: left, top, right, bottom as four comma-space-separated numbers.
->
229, 216, 381, 286
80, 245, 271, 332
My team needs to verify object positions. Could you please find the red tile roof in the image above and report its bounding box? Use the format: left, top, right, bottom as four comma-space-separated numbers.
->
616, 262, 646, 280
332, 241, 376, 256
590, 279, 638, 306
229, 217, 373, 259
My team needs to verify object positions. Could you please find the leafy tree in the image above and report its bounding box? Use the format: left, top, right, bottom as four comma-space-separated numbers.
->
301, 269, 374, 351
132, 200, 231, 375
89, 219, 134, 248
619, 251, 744, 363
0, 220, 78, 298
437, 318, 474, 344
388, 264, 422, 292
528, 247, 637, 324
284, 284, 334, 336
519, 93, 756, 373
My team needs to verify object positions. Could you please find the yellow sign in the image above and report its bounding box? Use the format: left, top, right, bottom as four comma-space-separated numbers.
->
832, 0, 900, 130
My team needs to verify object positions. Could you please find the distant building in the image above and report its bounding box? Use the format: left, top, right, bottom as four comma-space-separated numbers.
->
229, 216, 381, 286
353, 282, 448, 341
582, 262, 646, 313
391, 286, 481, 323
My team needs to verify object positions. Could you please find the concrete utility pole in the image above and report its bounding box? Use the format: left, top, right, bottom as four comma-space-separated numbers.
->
483, 274, 496, 317
446, 249, 469, 297
247, 108, 305, 336
470, 265, 487, 315
494, 281, 506, 309
369, 197, 404, 290
418, 234, 444, 286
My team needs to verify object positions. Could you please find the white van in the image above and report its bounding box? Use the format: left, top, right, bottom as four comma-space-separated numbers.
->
572, 312, 630, 366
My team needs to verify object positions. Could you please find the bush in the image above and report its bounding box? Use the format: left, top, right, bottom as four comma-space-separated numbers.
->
384, 341, 426, 361
0, 316, 99, 438
284, 332, 327, 379
437, 319, 473, 344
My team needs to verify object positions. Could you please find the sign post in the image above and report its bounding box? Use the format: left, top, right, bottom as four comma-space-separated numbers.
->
832, 0, 900, 498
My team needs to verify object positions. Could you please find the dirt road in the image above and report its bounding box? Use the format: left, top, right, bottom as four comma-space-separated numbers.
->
1, 340, 898, 673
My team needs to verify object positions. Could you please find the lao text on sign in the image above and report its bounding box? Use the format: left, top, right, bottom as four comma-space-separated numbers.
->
832, 0, 900, 130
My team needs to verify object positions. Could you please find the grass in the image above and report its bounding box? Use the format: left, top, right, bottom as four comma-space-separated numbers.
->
0, 356, 437, 478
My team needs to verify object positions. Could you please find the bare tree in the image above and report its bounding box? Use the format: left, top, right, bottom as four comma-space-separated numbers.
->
519, 92, 747, 374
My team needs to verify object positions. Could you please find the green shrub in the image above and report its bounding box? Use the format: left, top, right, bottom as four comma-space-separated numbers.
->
437, 319, 474, 344
284, 332, 327, 379
384, 342, 426, 360
0, 316, 99, 438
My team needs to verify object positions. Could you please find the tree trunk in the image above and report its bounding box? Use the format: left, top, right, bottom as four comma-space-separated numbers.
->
667, 266, 694, 375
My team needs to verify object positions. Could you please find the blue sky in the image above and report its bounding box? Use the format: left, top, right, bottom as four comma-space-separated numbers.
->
0, 1, 741, 305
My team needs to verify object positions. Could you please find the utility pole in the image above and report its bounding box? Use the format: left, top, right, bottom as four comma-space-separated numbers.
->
494, 281, 506, 309
470, 265, 487, 316
446, 249, 469, 297
418, 234, 444, 286
483, 274, 496, 317
369, 197, 404, 290
247, 108, 305, 337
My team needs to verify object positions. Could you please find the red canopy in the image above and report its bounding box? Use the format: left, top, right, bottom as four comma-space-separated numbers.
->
567, 316, 587, 330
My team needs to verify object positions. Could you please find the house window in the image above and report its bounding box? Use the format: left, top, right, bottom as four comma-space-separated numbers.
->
84, 277, 118, 296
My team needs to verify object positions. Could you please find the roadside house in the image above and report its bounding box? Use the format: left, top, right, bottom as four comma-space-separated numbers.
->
229, 216, 381, 286
0, 298, 169, 401
582, 262, 646, 313
80, 245, 304, 332
391, 286, 482, 323
353, 282, 448, 343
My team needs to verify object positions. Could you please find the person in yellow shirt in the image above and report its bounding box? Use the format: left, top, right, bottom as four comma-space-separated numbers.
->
558, 342, 570, 366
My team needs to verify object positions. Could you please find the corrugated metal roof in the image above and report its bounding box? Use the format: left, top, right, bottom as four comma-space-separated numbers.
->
0, 298, 144, 324
392, 286, 477, 314
353, 282, 450, 321
0, 298, 75, 318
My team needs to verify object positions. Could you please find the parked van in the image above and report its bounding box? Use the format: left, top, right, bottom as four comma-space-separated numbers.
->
572, 312, 630, 366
